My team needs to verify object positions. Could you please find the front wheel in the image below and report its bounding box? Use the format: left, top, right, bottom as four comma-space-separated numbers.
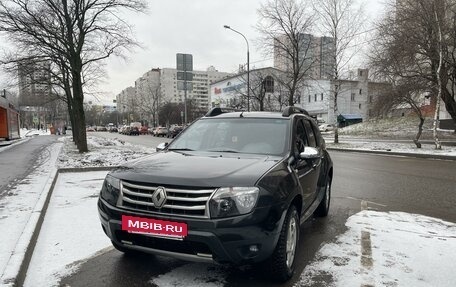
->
267, 205, 299, 282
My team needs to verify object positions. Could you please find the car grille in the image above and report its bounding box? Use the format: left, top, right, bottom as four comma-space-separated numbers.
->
118, 181, 216, 218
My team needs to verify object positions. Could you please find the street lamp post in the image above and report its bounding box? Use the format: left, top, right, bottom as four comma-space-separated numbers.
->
223, 25, 250, 112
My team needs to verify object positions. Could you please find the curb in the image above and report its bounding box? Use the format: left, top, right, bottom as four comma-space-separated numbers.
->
327, 147, 456, 161
7, 165, 116, 287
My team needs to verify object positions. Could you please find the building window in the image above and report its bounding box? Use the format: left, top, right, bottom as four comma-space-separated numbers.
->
309, 95, 311, 102
359, 103, 362, 109
351, 93, 355, 101
297, 94, 301, 103
369, 95, 373, 103
263, 76, 274, 93
321, 93, 323, 101
314, 94, 317, 101
359, 89, 362, 95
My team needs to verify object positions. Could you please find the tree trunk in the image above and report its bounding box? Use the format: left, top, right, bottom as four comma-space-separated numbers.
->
413, 116, 424, 148
433, 95, 442, 149
72, 71, 88, 153
333, 83, 339, 144
434, 5, 443, 150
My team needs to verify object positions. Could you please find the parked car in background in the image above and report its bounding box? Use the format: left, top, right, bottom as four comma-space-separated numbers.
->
319, 124, 334, 132
130, 122, 142, 129
96, 126, 107, 132
109, 127, 118, 133
86, 126, 95, 132
128, 127, 140, 136
154, 127, 168, 137
120, 126, 130, 135
147, 127, 156, 135
139, 126, 149, 135
167, 125, 183, 138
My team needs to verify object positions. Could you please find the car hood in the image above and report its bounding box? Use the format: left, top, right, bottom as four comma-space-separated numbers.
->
110, 151, 283, 187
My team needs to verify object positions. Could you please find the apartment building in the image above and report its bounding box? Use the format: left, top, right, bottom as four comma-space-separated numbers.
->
160, 66, 230, 110
18, 60, 51, 107
274, 33, 335, 80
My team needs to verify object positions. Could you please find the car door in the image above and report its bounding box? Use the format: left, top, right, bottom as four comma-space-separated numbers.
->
293, 117, 320, 213
302, 118, 322, 202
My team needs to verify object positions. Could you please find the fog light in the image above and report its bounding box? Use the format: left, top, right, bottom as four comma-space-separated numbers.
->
249, 245, 259, 253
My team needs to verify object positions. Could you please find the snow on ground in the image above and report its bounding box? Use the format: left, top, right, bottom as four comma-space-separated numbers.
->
338, 116, 456, 139
57, 135, 155, 168
20, 128, 51, 138
0, 142, 62, 283
23, 171, 111, 287
296, 210, 456, 287
326, 141, 456, 157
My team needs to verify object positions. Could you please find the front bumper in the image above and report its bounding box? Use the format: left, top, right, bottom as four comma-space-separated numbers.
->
98, 197, 285, 265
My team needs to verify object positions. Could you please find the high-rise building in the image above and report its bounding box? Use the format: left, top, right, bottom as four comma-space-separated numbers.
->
18, 60, 51, 107
274, 33, 335, 80
116, 87, 135, 114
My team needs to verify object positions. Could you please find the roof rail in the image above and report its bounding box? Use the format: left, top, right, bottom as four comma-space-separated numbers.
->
282, 106, 310, 117
205, 107, 244, 117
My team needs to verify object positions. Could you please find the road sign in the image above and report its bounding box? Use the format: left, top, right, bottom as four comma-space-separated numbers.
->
176, 53, 193, 71
177, 82, 193, 91
177, 71, 193, 81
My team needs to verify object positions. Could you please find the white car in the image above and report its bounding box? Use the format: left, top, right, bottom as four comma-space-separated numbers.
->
319, 124, 334, 132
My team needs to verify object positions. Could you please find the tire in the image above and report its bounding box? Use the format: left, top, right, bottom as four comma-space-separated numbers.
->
267, 205, 299, 282
314, 178, 331, 217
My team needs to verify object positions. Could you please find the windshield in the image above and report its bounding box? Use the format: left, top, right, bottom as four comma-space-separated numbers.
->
168, 118, 290, 155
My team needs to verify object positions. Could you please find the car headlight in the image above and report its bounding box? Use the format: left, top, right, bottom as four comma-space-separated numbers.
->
209, 187, 259, 218
101, 174, 121, 205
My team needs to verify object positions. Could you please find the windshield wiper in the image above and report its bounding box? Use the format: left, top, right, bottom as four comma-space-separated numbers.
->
168, 148, 194, 151
207, 149, 240, 153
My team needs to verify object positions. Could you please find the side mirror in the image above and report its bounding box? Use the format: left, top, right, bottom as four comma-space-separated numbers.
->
299, 147, 319, 160
156, 142, 168, 151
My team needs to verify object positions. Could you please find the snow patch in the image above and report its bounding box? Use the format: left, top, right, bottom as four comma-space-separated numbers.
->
296, 210, 456, 287
57, 136, 155, 168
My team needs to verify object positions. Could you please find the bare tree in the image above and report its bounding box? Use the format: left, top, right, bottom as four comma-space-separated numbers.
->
234, 68, 279, 111
312, 0, 366, 144
371, 0, 456, 136
433, 0, 445, 149
256, 0, 315, 107
0, 0, 146, 152
371, 78, 429, 148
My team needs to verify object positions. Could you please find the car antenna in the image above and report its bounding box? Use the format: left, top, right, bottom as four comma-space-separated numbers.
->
240, 111, 244, 118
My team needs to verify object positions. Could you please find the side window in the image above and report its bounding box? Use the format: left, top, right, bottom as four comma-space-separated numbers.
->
295, 119, 308, 153
303, 120, 317, 147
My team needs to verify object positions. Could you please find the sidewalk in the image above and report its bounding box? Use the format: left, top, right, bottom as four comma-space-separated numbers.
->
325, 138, 456, 160
0, 135, 155, 286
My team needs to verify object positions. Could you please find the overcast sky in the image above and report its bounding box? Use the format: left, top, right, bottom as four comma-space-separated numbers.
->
94, 0, 386, 104
0, 0, 386, 104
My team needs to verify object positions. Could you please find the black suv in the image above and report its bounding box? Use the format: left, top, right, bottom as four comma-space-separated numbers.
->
98, 107, 333, 281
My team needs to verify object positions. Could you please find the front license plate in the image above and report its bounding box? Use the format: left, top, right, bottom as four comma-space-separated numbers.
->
121, 215, 188, 239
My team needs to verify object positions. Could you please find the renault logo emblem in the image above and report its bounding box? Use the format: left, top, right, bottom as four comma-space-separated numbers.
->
152, 186, 167, 209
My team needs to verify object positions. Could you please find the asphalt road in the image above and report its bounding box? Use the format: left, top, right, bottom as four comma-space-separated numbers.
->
59, 134, 456, 287
0, 135, 59, 197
